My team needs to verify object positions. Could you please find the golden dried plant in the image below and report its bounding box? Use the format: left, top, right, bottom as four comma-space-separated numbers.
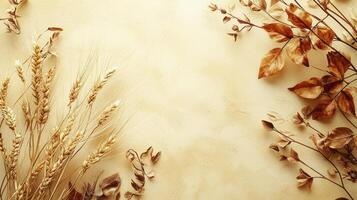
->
0, 28, 128, 200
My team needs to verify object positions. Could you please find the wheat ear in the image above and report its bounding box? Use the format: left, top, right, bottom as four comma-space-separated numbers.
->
0, 78, 10, 108
2, 106, 16, 131
37, 66, 56, 124
81, 132, 116, 174
31, 43, 43, 106
87, 68, 116, 105
15, 60, 25, 83
97, 100, 120, 126
9, 133, 22, 179
38, 131, 83, 197
68, 76, 83, 106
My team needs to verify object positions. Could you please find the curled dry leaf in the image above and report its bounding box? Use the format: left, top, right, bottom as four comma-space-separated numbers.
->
258, 48, 284, 79
269, 144, 280, 152
296, 168, 313, 190
327, 52, 351, 79
286, 37, 311, 66
324, 127, 354, 149
262, 120, 274, 130
140, 146, 162, 165
311, 134, 332, 157
337, 90, 356, 116
288, 77, 323, 99
262, 23, 293, 42
286, 3, 312, 29
222, 16, 231, 23
310, 26, 335, 50
288, 148, 300, 162
293, 112, 304, 125
311, 99, 336, 121
277, 138, 291, 148
100, 173, 121, 197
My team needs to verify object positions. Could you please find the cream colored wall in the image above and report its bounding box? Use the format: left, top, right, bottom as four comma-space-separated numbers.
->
0, 0, 356, 199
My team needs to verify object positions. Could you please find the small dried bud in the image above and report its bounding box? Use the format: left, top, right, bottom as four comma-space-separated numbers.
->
262, 120, 274, 130
293, 112, 304, 125
209, 3, 218, 12
220, 9, 227, 14
232, 25, 239, 31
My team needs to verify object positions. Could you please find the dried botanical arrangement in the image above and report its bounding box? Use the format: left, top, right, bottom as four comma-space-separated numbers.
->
1, 0, 27, 34
0, 27, 161, 200
211, 0, 356, 199
67, 147, 161, 200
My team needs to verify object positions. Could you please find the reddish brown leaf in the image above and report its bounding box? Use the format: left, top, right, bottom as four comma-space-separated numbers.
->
324, 127, 354, 149
296, 168, 313, 190
337, 90, 356, 116
311, 99, 336, 121
288, 77, 323, 99
67, 183, 84, 200
286, 37, 311, 66
286, 3, 312, 29
258, 48, 284, 79
327, 51, 351, 79
310, 26, 335, 50
262, 23, 293, 42
321, 75, 343, 94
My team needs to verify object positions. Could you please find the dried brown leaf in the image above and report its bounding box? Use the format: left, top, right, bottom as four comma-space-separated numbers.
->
321, 75, 343, 95
288, 148, 300, 162
337, 90, 356, 116
100, 173, 121, 197
223, 16, 231, 23
296, 168, 313, 190
262, 120, 274, 130
286, 37, 311, 66
288, 77, 323, 99
262, 23, 293, 42
311, 26, 335, 50
327, 51, 351, 79
258, 48, 284, 79
286, 3, 312, 29
325, 127, 353, 149
311, 99, 336, 120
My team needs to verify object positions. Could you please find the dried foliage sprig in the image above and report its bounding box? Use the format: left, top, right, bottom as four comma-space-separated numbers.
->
1, 0, 27, 34
213, 0, 357, 199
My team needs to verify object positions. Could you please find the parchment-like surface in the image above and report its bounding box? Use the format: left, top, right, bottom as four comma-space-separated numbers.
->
0, 0, 356, 199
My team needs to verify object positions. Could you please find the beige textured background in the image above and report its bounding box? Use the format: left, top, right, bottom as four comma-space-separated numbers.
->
1, 0, 357, 199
